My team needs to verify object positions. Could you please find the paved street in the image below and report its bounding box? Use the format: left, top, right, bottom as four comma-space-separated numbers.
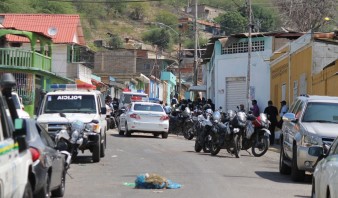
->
63, 129, 312, 198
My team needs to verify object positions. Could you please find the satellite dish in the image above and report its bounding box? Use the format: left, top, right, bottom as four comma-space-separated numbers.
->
47, 27, 58, 36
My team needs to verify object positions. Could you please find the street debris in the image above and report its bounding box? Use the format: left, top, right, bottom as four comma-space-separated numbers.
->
123, 182, 136, 187
135, 173, 181, 189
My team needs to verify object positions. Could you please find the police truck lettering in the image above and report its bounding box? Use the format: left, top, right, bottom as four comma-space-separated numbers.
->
57, 96, 82, 100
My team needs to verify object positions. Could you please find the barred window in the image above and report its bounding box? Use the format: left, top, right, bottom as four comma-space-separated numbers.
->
221, 40, 264, 54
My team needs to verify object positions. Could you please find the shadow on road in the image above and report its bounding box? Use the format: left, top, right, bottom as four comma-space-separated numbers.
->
110, 133, 162, 139
72, 155, 94, 164
255, 171, 312, 184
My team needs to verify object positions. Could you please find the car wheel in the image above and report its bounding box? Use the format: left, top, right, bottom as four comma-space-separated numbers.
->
279, 141, 291, 175
36, 172, 51, 198
125, 123, 131, 137
311, 178, 315, 198
118, 123, 124, 135
291, 144, 305, 182
92, 136, 101, 163
162, 132, 168, 139
22, 181, 33, 198
51, 170, 66, 197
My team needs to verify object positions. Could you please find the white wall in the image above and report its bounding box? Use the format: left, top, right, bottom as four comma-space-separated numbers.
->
214, 37, 273, 112
52, 44, 68, 78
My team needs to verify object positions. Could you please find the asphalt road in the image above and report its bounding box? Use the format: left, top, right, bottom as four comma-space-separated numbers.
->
63, 129, 312, 198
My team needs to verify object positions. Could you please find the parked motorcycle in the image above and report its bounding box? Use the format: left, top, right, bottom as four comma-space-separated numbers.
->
194, 109, 213, 153
53, 113, 101, 163
209, 109, 241, 158
242, 112, 271, 157
169, 107, 195, 140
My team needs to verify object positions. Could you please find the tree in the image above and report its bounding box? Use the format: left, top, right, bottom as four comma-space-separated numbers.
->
128, 2, 150, 21
155, 10, 178, 27
104, 0, 127, 18
215, 11, 247, 35
107, 34, 124, 49
273, 0, 337, 32
142, 29, 172, 50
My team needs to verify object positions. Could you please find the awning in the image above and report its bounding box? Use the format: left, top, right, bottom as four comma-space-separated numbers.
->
188, 85, 207, 92
136, 73, 150, 84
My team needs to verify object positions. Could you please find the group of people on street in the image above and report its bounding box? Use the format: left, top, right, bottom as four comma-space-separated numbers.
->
238, 99, 288, 146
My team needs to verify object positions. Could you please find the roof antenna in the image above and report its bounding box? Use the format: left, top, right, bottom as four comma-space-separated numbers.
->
47, 27, 58, 36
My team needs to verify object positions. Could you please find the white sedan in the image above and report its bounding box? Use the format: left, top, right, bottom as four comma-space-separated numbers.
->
118, 102, 169, 138
312, 137, 338, 198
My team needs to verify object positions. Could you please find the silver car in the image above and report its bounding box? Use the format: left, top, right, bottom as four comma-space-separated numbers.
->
118, 102, 169, 138
279, 95, 338, 182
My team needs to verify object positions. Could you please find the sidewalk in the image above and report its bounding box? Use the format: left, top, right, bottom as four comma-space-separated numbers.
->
269, 143, 280, 153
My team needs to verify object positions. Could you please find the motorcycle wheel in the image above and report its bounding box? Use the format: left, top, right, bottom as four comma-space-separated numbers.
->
210, 135, 221, 156
232, 134, 241, 158
252, 136, 269, 157
184, 129, 194, 140
203, 135, 211, 153
194, 141, 202, 152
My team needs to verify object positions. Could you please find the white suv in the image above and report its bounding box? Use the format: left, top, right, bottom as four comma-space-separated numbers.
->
0, 73, 33, 198
279, 95, 338, 182
37, 85, 108, 162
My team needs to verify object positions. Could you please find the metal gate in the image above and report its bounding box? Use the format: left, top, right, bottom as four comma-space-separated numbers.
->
226, 77, 247, 111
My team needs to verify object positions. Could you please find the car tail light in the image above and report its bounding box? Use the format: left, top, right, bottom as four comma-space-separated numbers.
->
29, 147, 40, 162
160, 115, 169, 121
130, 113, 141, 120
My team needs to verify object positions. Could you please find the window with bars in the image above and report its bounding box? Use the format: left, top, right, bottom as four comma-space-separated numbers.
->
221, 40, 264, 54
0, 72, 34, 105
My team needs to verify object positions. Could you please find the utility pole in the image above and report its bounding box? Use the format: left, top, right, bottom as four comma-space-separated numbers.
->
178, 32, 182, 100
193, 0, 198, 97
246, 0, 252, 112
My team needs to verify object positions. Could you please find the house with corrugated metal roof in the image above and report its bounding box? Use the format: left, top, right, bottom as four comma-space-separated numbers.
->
0, 14, 94, 86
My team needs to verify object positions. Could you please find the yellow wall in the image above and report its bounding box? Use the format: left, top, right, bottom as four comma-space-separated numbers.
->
270, 44, 312, 108
313, 61, 338, 96
271, 43, 338, 106
271, 57, 289, 107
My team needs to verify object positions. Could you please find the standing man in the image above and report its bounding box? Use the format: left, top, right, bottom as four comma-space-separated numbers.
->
264, 100, 278, 145
250, 100, 260, 117
278, 100, 289, 128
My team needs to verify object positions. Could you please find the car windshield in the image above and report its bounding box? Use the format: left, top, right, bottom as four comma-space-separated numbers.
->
43, 95, 96, 113
302, 102, 338, 123
11, 94, 21, 109
133, 104, 164, 112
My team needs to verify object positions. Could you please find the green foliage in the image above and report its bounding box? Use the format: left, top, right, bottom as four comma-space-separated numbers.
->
107, 34, 124, 49
142, 28, 172, 50
128, 2, 150, 21
215, 11, 247, 35
74, 2, 107, 27
183, 37, 208, 49
0, 0, 34, 13
30, 0, 75, 14
239, 4, 278, 32
105, 0, 127, 18
155, 10, 178, 27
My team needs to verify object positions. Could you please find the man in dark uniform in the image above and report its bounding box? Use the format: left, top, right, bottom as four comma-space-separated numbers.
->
264, 100, 278, 145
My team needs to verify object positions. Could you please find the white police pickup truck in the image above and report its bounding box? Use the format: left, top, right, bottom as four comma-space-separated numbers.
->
36, 84, 108, 162
0, 73, 33, 198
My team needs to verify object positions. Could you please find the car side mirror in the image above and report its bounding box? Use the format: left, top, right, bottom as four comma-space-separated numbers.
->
283, 113, 297, 122
59, 113, 66, 118
13, 119, 28, 153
